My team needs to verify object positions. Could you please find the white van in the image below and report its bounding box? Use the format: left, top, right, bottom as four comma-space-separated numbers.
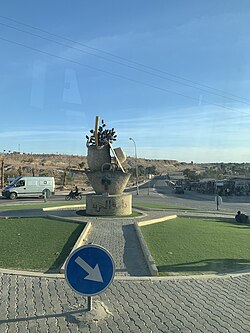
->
2, 176, 55, 200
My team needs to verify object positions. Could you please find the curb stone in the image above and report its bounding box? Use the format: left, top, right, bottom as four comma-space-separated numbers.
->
60, 221, 92, 273
134, 221, 159, 276
43, 204, 85, 211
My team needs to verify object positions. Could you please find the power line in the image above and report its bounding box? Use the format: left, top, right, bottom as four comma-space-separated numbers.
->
2, 21, 250, 107
1, 14, 250, 105
1, 35, 249, 118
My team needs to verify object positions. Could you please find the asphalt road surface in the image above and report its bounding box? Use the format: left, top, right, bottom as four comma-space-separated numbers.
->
0, 178, 250, 215
134, 178, 250, 215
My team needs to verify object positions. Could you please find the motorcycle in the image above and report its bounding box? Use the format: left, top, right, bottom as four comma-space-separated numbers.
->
65, 192, 83, 201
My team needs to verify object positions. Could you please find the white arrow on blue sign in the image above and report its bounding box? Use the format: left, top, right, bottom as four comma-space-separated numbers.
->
65, 244, 115, 296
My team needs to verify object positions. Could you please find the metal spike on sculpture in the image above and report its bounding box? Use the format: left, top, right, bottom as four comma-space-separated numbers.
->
85, 116, 132, 216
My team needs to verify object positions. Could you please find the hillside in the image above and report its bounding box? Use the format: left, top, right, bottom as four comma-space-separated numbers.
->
0, 153, 200, 190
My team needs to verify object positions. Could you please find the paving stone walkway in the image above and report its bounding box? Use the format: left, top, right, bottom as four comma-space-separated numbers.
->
0, 273, 249, 333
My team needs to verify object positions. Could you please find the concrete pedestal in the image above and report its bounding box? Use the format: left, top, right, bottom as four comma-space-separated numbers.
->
86, 193, 132, 216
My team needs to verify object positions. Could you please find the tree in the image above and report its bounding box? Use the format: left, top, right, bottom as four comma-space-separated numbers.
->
137, 165, 145, 177
183, 169, 199, 180
145, 166, 157, 175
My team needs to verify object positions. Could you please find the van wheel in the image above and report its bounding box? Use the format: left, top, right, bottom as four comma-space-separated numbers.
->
43, 189, 51, 198
9, 192, 17, 200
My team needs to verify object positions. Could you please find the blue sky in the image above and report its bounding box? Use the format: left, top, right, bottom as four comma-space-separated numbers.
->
1, 0, 250, 162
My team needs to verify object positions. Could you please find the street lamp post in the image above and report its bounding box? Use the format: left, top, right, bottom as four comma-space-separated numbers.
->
129, 138, 139, 195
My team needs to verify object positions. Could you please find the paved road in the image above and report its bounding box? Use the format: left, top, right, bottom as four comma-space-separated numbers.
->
134, 179, 250, 214
1, 179, 250, 214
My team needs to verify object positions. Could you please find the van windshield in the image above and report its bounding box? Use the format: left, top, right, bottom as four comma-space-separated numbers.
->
9, 177, 21, 186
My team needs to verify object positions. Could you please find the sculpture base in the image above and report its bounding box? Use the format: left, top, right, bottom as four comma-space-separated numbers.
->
86, 193, 132, 216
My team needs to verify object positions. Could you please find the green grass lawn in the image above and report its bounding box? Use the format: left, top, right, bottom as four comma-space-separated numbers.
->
134, 202, 196, 211
0, 217, 84, 272
141, 217, 250, 276
0, 201, 84, 211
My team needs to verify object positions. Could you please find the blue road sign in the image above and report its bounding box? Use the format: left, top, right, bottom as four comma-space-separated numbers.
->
65, 244, 115, 296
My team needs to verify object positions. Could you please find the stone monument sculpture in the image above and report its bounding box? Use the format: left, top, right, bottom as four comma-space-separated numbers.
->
85, 116, 132, 216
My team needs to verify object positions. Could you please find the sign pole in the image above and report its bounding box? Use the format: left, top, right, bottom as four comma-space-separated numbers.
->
87, 296, 92, 311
